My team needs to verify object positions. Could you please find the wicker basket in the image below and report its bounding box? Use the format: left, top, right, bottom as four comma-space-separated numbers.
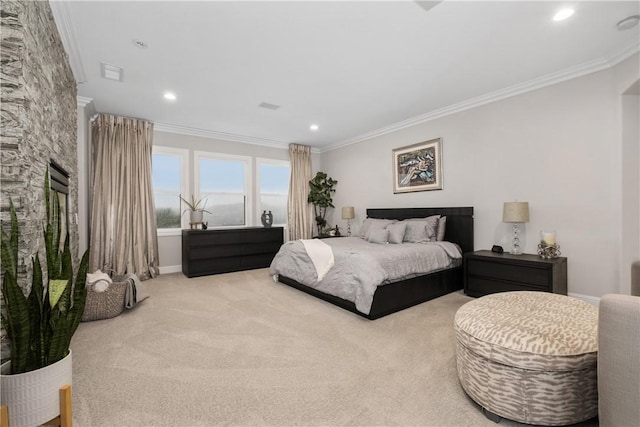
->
81, 276, 128, 322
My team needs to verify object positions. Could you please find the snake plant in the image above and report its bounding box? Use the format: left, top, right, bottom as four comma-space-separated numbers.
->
1, 171, 89, 374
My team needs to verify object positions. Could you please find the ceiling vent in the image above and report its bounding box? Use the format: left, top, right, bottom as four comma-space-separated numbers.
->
259, 102, 280, 110
100, 62, 123, 82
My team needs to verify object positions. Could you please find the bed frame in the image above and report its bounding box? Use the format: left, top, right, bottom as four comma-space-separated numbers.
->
278, 207, 474, 320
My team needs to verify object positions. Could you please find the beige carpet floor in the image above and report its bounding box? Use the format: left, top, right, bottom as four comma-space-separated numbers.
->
70, 269, 592, 427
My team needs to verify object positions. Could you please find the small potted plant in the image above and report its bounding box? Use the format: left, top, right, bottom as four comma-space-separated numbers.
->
180, 194, 211, 224
1, 171, 89, 426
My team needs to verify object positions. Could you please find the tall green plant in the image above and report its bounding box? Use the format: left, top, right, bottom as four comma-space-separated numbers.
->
1, 171, 89, 374
307, 172, 338, 236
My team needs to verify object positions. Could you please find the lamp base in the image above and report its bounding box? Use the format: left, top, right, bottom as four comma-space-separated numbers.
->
510, 223, 523, 255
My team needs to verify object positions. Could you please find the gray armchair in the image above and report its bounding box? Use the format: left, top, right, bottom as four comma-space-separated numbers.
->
598, 292, 640, 426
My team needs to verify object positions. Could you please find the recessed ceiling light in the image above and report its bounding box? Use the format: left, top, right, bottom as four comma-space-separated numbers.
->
163, 92, 176, 101
553, 8, 575, 22
310, 124, 319, 132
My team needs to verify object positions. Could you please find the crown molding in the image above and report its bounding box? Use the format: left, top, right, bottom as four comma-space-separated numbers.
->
153, 122, 291, 151
49, 0, 87, 84
605, 39, 640, 67
77, 96, 96, 118
76, 96, 93, 108
319, 42, 640, 153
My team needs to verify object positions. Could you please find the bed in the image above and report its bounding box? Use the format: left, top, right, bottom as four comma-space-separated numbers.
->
271, 207, 474, 319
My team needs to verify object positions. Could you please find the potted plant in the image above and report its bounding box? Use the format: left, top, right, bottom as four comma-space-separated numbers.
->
308, 172, 338, 236
1, 171, 89, 426
180, 194, 211, 224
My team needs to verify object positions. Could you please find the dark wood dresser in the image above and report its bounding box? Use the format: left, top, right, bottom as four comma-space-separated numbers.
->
182, 227, 284, 278
464, 250, 567, 297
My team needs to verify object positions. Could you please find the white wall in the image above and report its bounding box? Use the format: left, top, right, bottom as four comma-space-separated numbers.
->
154, 130, 320, 271
320, 54, 640, 298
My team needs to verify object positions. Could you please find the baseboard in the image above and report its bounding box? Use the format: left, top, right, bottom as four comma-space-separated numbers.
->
158, 265, 182, 275
568, 292, 601, 307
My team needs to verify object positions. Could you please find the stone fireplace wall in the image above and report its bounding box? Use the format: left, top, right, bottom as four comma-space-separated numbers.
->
1, 1, 78, 293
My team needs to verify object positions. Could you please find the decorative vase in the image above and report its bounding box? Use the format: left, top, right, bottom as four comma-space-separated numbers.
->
261, 210, 273, 227
189, 210, 203, 223
1, 351, 73, 427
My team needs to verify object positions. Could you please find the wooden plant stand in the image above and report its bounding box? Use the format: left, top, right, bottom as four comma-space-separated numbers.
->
1, 384, 72, 427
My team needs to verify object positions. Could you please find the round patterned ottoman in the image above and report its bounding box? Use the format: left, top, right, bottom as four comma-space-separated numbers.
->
454, 291, 598, 426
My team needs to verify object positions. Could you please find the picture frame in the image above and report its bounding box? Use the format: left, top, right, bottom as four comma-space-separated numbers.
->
392, 138, 442, 193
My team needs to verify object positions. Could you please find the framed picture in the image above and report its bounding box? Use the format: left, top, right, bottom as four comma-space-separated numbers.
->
392, 138, 442, 193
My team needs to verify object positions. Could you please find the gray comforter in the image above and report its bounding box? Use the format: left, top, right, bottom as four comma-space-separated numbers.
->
269, 237, 462, 315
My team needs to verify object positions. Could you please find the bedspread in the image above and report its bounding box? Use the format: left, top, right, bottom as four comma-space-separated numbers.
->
269, 237, 462, 315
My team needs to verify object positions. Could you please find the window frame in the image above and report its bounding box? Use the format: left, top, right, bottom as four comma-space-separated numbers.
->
256, 157, 290, 227
194, 151, 253, 228
152, 146, 189, 236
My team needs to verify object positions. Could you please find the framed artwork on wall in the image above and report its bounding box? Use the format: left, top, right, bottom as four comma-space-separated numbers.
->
392, 138, 443, 193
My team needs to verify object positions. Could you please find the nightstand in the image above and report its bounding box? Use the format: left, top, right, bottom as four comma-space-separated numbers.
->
464, 250, 567, 297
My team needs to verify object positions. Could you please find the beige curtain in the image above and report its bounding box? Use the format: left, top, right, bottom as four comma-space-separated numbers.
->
89, 114, 159, 280
287, 144, 313, 241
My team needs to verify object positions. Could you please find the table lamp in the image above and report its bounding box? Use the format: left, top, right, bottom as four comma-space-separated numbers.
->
503, 202, 529, 255
342, 207, 355, 236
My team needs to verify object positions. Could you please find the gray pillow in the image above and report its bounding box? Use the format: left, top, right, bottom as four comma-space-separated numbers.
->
356, 218, 374, 238
358, 218, 396, 238
437, 216, 447, 241
367, 228, 389, 244
403, 220, 435, 243
407, 215, 439, 241
387, 222, 407, 244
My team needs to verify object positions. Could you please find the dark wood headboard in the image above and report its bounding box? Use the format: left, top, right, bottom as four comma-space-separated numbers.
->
366, 207, 474, 254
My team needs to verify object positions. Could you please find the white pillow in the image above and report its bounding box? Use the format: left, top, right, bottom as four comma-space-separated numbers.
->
387, 222, 407, 244
403, 220, 435, 243
406, 215, 439, 241
367, 228, 389, 244
357, 218, 396, 238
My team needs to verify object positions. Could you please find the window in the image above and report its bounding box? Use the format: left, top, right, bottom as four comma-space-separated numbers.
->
257, 158, 290, 226
196, 152, 251, 227
152, 147, 188, 234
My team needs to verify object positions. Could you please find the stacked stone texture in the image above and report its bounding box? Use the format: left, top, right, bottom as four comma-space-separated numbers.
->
1, 1, 78, 360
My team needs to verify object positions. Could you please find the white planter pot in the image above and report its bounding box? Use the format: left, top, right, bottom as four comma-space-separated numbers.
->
1, 351, 72, 427
189, 210, 203, 223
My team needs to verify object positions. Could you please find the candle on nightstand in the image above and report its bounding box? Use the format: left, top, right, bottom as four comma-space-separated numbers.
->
541, 231, 556, 245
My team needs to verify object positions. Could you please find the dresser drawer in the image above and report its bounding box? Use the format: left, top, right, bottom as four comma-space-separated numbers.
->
239, 228, 283, 243
467, 276, 548, 297
467, 258, 549, 287
189, 244, 241, 260
240, 253, 277, 269
188, 232, 239, 247
188, 257, 241, 276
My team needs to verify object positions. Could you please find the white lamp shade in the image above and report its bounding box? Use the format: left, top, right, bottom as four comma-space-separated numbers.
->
341, 207, 355, 220
503, 202, 529, 223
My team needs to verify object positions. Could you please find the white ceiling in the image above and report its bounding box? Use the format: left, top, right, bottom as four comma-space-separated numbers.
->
52, 1, 639, 151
